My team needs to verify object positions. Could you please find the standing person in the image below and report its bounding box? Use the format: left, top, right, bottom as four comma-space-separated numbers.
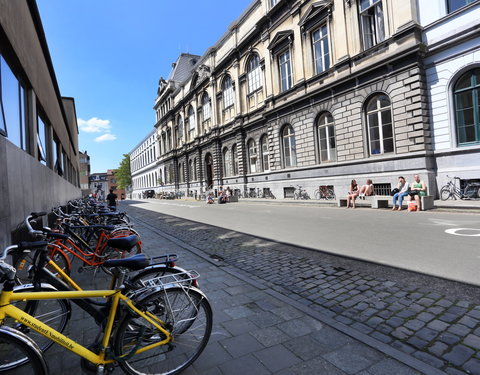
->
106, 189, 118, 208
407, 174, 427, 211
392, 176, 409, 211
346, 179, 359, 208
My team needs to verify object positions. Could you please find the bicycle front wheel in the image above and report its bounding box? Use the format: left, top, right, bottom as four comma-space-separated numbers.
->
325, 189, 336, 200
0, 327, 48, 374
1, 285, 70, 368
440, 186, 452, 201
114, 286, 212, 375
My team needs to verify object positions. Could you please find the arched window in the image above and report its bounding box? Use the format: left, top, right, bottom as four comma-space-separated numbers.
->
454, 68, 480, 145
247, 54, 262, 93
202, 92, 211, 121
247, 139, 257, 173
222, 75, 234, 109
366, 94, 393, 155
260, 135, 270, 171
317, 113, 336, 162
282, 125, 297, 167
223, 147, 231, 177
232, 144, 238, 175
187, 106, 196, 140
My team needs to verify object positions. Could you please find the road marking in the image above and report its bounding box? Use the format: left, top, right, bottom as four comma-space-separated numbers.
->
445, 228, 480, 237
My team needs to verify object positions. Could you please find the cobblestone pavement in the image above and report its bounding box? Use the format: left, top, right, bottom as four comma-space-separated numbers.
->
124, 203, 480, 375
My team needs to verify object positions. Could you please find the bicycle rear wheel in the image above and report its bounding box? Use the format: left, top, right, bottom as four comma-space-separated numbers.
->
114, 286, 212, 375
440, 186, 452, 201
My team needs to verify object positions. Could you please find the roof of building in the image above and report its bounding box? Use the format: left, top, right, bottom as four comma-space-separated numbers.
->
167, 53, 201, 83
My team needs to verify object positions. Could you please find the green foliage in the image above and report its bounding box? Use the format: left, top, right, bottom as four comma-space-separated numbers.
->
116, 154, 132, 189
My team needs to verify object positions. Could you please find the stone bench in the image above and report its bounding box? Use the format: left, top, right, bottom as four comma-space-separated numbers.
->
338, 195, 434, 210
371, 195, 434, 211
337, 196, 374, 207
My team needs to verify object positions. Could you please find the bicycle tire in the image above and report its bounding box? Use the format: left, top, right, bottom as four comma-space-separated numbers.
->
13, 246, 71, 285
440, 186, 452, 201
314, 190, 321, 200
1, 285, 69, 368
464, 184, 477, 199
0, 326, 48, 374
326, 189, 336, 200
114, 286, 212, 375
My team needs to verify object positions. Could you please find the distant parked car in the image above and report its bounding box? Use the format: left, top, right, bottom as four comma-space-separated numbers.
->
143, 190, 155, 198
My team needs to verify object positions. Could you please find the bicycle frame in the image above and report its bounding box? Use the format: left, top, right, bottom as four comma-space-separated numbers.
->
0, 288, 171, 365
52, 234, 110, 267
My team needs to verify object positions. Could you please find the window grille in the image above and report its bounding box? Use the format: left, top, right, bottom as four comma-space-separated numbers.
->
373, 183, 391, 196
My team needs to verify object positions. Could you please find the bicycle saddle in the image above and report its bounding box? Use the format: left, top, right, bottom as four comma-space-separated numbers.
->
106, 235, 139, 251
102, 253, 150, 271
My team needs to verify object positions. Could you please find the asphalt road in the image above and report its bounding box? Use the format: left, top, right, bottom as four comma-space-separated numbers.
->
125, 199, 480, 286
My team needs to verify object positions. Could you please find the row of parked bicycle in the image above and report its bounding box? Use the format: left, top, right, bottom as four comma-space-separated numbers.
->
0, 198, 212, 374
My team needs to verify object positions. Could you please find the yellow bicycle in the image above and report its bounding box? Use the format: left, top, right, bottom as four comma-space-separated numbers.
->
0, 241, 212, 374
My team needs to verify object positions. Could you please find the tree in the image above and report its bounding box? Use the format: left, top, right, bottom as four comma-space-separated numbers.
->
116, 154, 132, 189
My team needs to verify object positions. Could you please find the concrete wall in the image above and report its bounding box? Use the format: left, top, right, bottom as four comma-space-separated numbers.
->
0, 137, 80, 248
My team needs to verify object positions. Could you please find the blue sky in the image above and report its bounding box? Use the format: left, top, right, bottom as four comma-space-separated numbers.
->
37, 0, 252, 173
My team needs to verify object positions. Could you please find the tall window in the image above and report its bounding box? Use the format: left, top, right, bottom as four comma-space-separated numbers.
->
193, 158, 197, 180
232, 144, 238, 175
37, 115, 47, 166
282, 125, 297, 167
223, 147, 232, 177
448, 0, 476, 13
312, 25, 330, 75
454, 68, 480, 145
278, 50, 292, 92
187, 106, 196, 140
247, 54, 262, 93
222, 75, 234, 108
317, 113, 336, 162
270, 0, 279, 8
1, 55, 27, 150
366, 94, 394, 155
359, 0, 385, 50
260, 135, 270, 171
188, 159, 194, 182
177, 116, 183, 142
179, 162, 185, 183
247, 139, 257, 173
202, 92, 211, 121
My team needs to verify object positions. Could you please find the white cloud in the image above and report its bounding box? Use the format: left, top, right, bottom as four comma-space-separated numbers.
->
95, 133, 117, 142
78, 117, 111, 133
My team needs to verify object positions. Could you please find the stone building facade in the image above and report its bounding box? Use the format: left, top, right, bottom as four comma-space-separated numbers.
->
134, 0, 479, 199
419, 0, 480, 191
0, 0, 81, 246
